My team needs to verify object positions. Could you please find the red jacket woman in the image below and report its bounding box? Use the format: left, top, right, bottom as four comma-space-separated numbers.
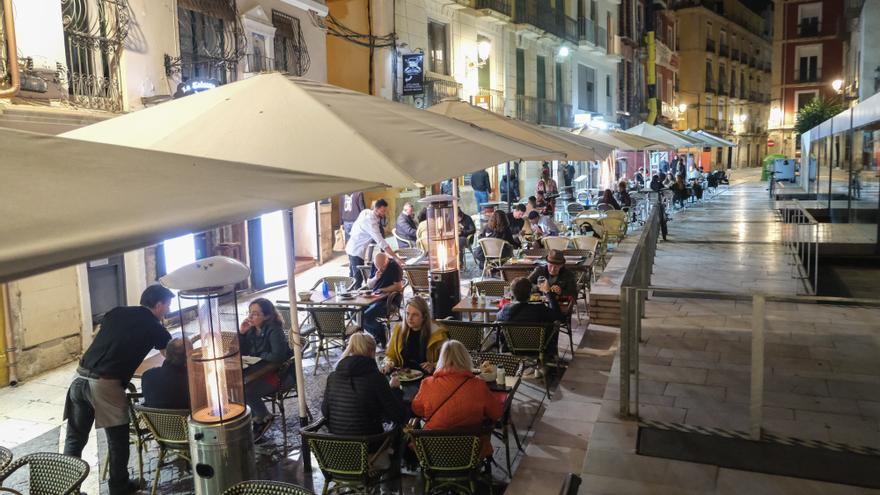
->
411, 340, 504, 457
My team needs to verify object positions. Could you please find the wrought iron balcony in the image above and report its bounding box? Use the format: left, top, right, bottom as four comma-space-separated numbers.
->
515, 95, 573, 127
705, 78, 715, 93
578, 17, 596, 44
475, 0, 512, 16
424, 77, 462, 107
797, 19, 821, 37
706, 38, 716, 53
597, 26, 607, 51
719, 44, 729, 57
731, 48, 739, 60
704, 117, 717, 129
475, 87, 505, 114
244, 54, 275, 73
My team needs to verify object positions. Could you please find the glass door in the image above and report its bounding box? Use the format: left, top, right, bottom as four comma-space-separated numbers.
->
247, 210, 290, 290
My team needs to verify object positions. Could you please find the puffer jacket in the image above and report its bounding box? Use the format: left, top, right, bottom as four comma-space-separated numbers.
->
411, 368, 504, 457
321, 355, 407, 436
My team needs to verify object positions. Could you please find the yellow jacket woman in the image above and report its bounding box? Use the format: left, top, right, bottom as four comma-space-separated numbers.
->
383, 297, 447, 374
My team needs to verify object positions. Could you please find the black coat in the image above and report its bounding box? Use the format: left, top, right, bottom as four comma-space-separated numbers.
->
142, 361, 190, 409
321, 355, 407, 436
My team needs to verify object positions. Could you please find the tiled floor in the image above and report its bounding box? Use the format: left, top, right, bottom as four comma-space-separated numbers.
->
580, 168, 880, 494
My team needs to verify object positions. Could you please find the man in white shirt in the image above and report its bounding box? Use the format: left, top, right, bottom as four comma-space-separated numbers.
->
345, 199, 400, 287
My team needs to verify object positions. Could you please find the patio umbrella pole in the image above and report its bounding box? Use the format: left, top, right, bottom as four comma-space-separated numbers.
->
506, 162, 511, 210
282, 208, 312, 470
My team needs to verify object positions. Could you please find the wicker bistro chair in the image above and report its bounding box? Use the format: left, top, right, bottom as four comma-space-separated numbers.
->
375, 291, 404, 344
602, 216, 627, 248
0, 446, 10, 472
357, 265, 373, 289
520, 248, 548, 258
541, 236, 571, 251
262, 355, 314, 444
473, 279, 510, 298
403, 266, 430, 297
469, 352, 526, 475
394, 247, 424, 260
409, 425, 495, 495
310, 276, 356, 293
499, 322, 559, 399
223, 480, 315, 495
571, 235, 599, 256
392, 228, 415, 249
499, 265, 533, 283
305, 307, 360, 375
477, 238, 513, 278
442, 320, 496, 352
0, 452, 90, 495
562, 250, 592, 322
134, 406, 191, 495
301, 418, 398, 495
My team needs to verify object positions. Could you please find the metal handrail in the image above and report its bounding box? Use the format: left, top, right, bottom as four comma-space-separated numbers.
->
778, 199, 819, 295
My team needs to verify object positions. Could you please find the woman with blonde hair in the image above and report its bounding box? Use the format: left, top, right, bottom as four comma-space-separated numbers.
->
322, 332, 407, 437
411, 340, 504, 457
382, 296, 447, 374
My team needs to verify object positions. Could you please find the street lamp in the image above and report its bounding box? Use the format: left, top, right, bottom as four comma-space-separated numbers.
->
678, 103, 688, 113
832, 78, 844, 93
738, 113, 748, 123
558, 46, 570, 58
419, 195, 461, 318
477, 40, 492, 63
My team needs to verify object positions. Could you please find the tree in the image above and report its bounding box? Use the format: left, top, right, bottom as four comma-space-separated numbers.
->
795, 97, 843, 136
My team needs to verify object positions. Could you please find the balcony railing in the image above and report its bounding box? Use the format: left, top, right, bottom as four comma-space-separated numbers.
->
718, 83, 728, 96
563, 15, 579, 43
515, 95, 573, 127
749, 91, 759, 101
244, 54, 275, 73
719, 44, 729, 57
731, 48, 740, 60
749, 56, 756, 68
424, 77, 462, 107
704, 117, 717, 129
597, 26, 607, 51
475, 0, 512, 17
795, 69, 821, 83
475, 87, 505, 114
514, 0, 568, 40
578, 17, 596, 44
798, 19, 821, 37
705, 78, 715, 93
706, 38, 716, 52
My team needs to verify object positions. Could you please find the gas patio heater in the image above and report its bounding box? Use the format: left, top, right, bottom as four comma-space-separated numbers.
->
160, 256, 256, 494
419, 195, 461, 318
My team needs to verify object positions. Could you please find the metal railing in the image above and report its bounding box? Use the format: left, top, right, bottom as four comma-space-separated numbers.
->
719, 43, 729, 57
475, 87, 505, 114
706, 38, 715, 52
797, 20, 821, 37
515, 95, 572, 127
475, 0, 512, 16
578, 17, 596, 44
244, 54, 274, 73
597, 26, 607, 51
424, 77, 462, 106
778, 200, 819, 295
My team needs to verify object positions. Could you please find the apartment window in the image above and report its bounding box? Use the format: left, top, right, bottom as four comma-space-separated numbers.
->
177, 5, 237, 84
590, 0, 598, 20
606, 74, 613, 113
666, 78, 673, 105
719, 64, 726, 91
705, 59, 714, 91
273, 10, 310, 76
795, 44, 821, 82
62, 0, 126, 111
537, 55, 547, 100
579, 64, 597, 111
798, 2, 821, 36
516, 48, 525, 96
428, 21, 449, 75
796, 90, 819, 112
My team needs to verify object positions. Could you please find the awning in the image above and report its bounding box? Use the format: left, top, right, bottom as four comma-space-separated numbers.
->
0, 128, 380, 283
573, 127, 667, 151
687, 129, 736, 147
625, 122, 703, 148
539, 126, 615, 159
426, 99, 604, 161
63, 73, 561, 188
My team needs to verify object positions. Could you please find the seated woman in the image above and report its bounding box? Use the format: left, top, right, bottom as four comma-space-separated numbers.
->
615, 181, 632, 208
382, 296, 447, 375
672, 174, 689, 208
323, 332, 407, 436
600, 189, 621, 210
411, 340, 504, 458
239, 298, 295, 440
473, 210, 521, 270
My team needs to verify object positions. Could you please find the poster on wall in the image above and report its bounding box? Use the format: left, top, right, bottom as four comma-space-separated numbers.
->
402, 53, 424, 96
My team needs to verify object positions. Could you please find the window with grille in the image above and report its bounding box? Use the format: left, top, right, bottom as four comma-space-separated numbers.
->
174, 0, 244, 84
273, 10, 310, 76
428, 21, 449, 75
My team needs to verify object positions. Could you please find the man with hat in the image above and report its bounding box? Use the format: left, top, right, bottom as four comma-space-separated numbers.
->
527, 249, 578, 300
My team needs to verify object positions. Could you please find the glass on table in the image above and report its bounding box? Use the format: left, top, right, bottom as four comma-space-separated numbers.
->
334, 281, 347, 296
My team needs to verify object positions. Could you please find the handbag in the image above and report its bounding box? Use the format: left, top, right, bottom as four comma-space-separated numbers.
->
333, 225, 346, 252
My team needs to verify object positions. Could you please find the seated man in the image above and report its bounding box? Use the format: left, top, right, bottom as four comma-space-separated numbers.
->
496, 277, 563, 367
527, 211, 558, 238
534, 191, 554, 216
395, 202, 418, 245
527, 249, 578, 301
363, 252, 404, 348
141, 338, 190, 409
507, 204, 526, 236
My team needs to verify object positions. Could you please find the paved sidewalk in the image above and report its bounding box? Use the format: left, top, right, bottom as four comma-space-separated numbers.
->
581, 169, 880, 494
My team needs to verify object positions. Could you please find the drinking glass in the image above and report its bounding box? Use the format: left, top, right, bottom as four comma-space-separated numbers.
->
335, 281, 347, 296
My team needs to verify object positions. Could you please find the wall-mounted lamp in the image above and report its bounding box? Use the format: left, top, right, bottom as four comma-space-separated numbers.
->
678, 103, 688, 113
831, 78, 844, 93
558, 46, 570, 58
467, 40, 492, 69
738, 113, 748, 123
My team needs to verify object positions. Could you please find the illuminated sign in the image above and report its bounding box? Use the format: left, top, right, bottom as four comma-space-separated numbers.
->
174, 78, 221, 98
402, 53, 424, 96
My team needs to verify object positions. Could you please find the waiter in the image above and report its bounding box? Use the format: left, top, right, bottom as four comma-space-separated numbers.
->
64, 285, 174, 495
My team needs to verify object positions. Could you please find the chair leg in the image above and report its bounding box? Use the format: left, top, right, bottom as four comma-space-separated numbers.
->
504, 427, 512, 476
313, 340, 323, 375
152, 448, 166, 495
510, 422, 524, 452
279, 397, 287, 444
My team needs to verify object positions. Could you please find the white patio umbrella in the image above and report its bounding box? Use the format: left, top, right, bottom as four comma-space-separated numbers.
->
574, 127, 667, 151
0, 127, 379, 282
425, 99, 604, 161
62, 73, 562, 427
625, 122, 703, 149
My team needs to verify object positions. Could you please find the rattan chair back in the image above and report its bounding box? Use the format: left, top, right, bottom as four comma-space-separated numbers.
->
0, 452, 89, 495
473, 279, 510, 297
222, 480, 315, 495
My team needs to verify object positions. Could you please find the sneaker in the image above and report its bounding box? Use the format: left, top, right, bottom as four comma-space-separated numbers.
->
253, 415, 274, 441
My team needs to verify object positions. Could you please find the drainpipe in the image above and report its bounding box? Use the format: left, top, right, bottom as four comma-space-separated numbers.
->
2, 284, 18, 386
0, 0, 20, 98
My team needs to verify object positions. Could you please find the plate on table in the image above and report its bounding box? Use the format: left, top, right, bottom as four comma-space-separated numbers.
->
337, 292, 356, 300
529, 294, 543, 303
242, 356, 261, 369
395, 368, 424, 382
